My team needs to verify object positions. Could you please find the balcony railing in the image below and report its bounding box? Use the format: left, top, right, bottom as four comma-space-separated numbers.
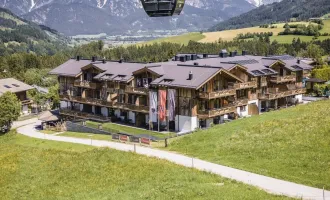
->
113, 102, 149, 114
59, 109, 109, 121
199, 88, 236, 99
198, 105, 237, 118
235, 98, 249, 106
270, 75, 296, 83
261, 77, 267, 87
20, 99, 33, 105
74, 81, 99, 89
230, 81, 258, 89
125, 86, 149, 95
59, 95, 113, 107
258, 88, 306, 100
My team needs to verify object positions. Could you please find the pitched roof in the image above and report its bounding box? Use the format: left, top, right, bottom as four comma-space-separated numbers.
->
149, 65, 234, 89
0, 78, 34, 96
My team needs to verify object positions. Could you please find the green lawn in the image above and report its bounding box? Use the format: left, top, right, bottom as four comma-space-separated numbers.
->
59, 131, 112, 141
139, 32, 205, 46
86, 121, 175, 139
270, 35, 330, 43
167, 100, 330, 190
320, 20, 330, 34
0, 132, 290, 200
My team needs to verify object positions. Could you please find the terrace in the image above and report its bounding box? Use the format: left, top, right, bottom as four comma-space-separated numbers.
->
198, 105, 237, 118
74, 80, 100, 89
258, 88, 306, 100
270, 75, 296, 83
125, 86, 149, 95
198, 88, 236, 99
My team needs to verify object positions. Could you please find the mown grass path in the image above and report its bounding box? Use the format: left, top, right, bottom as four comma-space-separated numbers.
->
16, 121, 330, 200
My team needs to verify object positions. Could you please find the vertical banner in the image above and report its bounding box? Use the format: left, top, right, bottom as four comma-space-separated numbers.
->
159, 90, 167, 121
149, 91, 158, 122
168, 89, 176, 121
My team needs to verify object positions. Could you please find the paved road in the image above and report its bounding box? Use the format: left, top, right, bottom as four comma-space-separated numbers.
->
17, 121, 329, 200
12, 118, 38, 129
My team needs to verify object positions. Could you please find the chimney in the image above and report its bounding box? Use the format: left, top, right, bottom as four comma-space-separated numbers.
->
188, 71, 193, 80
76, 56, 80, 61
297, 59, 300, 64
185, 55, 191, 61
179, 56, 186, 62
119, 59, 123, 63
230, 52, 234, 57
92, 56, 97, 62
219, 49, 228, 58
102, 59, 106, 64
191, 54, 197, 60
203, 54, 208, 58
242, 50, 248, 56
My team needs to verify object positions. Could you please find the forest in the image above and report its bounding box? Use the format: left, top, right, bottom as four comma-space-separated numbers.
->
1, 36, 330, 88
210, 0, 330, 31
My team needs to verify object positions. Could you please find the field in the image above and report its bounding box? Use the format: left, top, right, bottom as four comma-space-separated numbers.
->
0, 133, 290, 200
145, 21, 330, 44
85, 121, 175, 139
167, 100, 330, 190
138, 32, 205, 46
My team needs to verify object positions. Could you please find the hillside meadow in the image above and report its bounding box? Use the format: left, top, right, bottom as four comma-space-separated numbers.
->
144, 21, 330, 45
0, 132, 291, 200
167, 100, 330, 190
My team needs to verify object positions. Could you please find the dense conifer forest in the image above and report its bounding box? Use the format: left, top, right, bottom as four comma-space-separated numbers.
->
210, 0, 330, 31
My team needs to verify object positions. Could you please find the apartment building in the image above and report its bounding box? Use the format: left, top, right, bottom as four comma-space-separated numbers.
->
50, 51, 312, 132
0, 78, 34, 115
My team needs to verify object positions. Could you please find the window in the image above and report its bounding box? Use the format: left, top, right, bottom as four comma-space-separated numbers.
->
118, 94, 125, 103
12, 84, 20, 87
4, 85, 11, 88
240, 106, 246, 112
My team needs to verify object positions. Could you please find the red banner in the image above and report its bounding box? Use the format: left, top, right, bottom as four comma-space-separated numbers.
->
158, 90, 167, 121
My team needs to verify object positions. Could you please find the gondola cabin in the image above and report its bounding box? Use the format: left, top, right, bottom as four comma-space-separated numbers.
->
141, 0, 185, 17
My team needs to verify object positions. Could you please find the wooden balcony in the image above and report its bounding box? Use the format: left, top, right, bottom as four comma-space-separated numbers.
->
59, 95, 113, 107
199, 89, 236, 99
74, 81, 99, 89
261, 77, 268, 87
125, 86, 149, 95
233, 81, 258, 89
270, 75, 296, 83
20, 99, 33, 105
236, 98, 249, 106
198, 105, 237, 119
113, 102, 149, 114
258, 88, 306, 100
59, 109, 109, 121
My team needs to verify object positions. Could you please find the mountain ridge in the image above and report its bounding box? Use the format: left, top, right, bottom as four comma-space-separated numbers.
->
210, 0, 330, 32
1, 0, 256, 36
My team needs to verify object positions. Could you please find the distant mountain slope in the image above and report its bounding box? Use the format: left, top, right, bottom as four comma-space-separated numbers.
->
0, 7, 69, 55
209, 0, 330, 31
0, 0, 255, 36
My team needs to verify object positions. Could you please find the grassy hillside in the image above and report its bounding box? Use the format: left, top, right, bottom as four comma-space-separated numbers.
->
138, 32, 205, 46
0, 133, 290, 200
167, 100, 330, 190
209, 0, 330, 31
0, 7, 69, 55
145, 21, 330, 45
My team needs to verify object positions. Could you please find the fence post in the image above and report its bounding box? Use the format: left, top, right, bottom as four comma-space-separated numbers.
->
165, 138, 168, 147
323, 186, 325, 200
